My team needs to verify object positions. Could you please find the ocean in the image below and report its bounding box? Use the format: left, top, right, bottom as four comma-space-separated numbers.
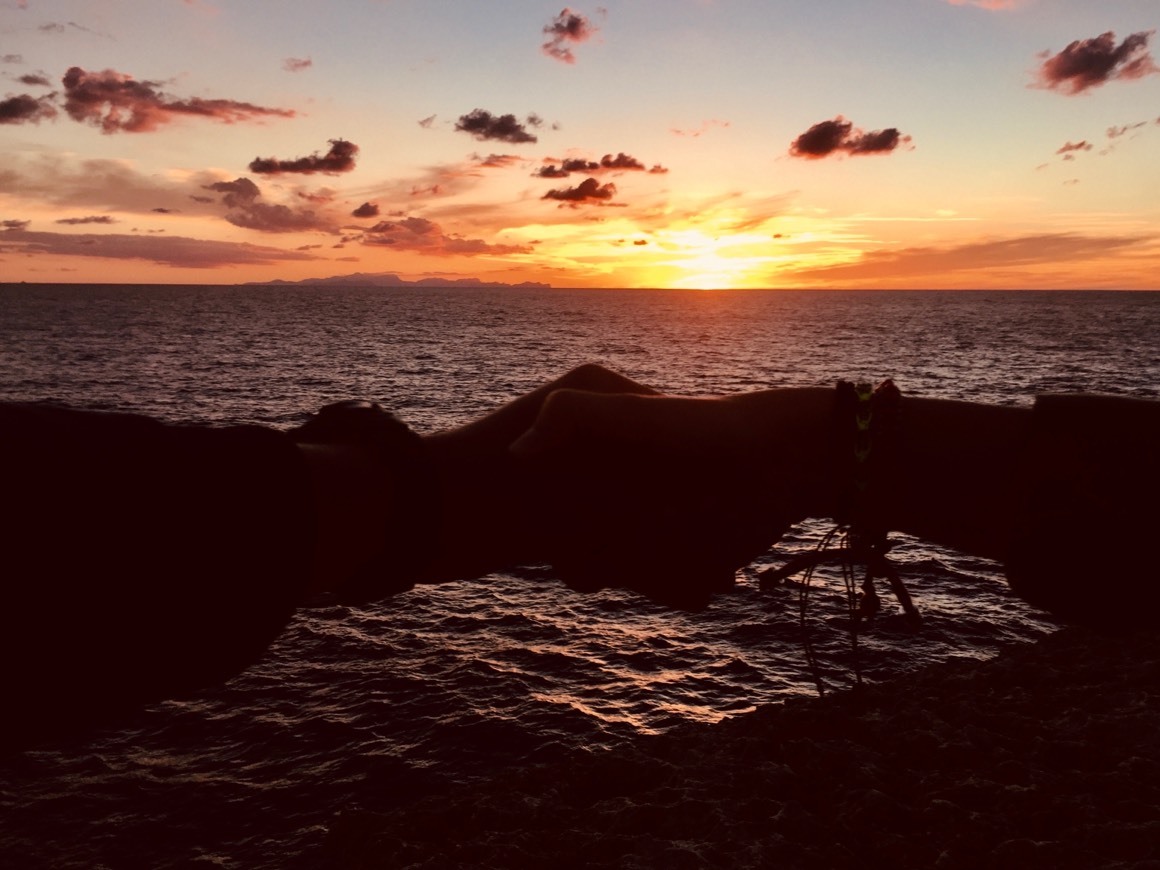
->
1, 285, 1157, 869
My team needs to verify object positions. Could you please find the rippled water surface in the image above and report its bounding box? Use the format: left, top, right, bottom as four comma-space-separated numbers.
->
2, 285, 1157, 868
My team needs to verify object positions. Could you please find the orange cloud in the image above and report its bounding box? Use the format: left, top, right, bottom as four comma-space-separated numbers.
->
0, 227, 319, 268
789, 233, 1153, 282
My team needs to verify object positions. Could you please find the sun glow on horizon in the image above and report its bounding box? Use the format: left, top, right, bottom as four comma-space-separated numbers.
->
640, 226, 779, 290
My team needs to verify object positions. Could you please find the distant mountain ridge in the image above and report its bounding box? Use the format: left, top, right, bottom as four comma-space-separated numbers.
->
248, 271, 550, 290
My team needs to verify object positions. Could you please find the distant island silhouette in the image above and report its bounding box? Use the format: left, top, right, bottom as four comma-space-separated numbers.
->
247, 272, 551, 290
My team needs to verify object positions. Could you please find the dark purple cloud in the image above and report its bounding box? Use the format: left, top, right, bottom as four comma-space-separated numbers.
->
790, 118, 850, 157
352, 202, 380, 218
249, 139, 359, 175
18, 73, 52, 87
62, 66, 296, 133
418, 114, 436, 128
536, 152, 668, 178
0, 93, 57, 124
542, 176, 617, 205
1056, 140, 1092, 154
360, 216, 532, 255
542, 8, 599, 64
535, 164, 572, 179
454, 109, 538, 144
846, 128, 907, 155
562, 157, 600, 173
600, 152, 645, 170
789, 116, 912, 159
204, 177, 335, 233
3, 219, 31, 231
55, 215, 116, 225
205, 177, 261, 206
282, 57, 312, 73
1035, 31, 1159, 94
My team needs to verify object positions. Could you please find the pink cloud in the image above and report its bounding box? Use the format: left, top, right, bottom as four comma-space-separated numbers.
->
61, 66, 295, 133
542, 8, 599, 64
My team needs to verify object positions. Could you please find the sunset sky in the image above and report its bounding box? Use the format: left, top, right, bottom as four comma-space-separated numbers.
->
2, 0, 1159, 289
